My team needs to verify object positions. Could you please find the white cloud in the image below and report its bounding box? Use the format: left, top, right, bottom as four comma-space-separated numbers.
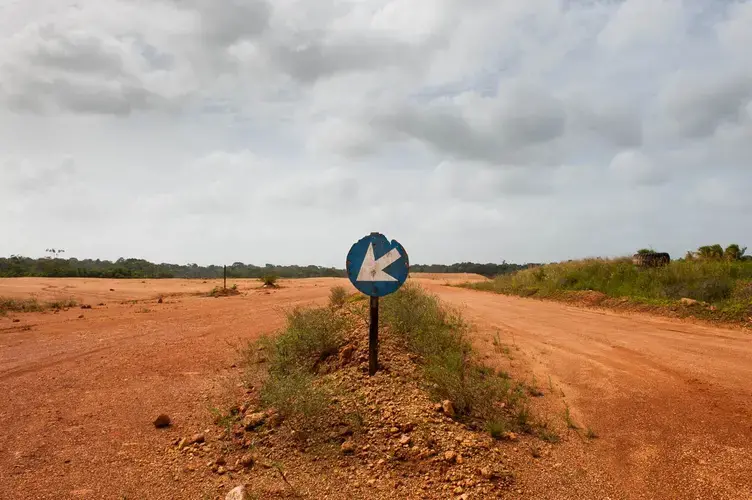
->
1, 0, 751, 266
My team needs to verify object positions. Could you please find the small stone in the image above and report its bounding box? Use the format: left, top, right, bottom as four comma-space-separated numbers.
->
177, 438, 187, 450
225, 485, 247, 500
680, 297, 699, 306
390, 427, 400, 434
399, 434, 412, 445
189, 433, 205, 445
242, 412, 266, 430
215, 456, 227, 466
267, 412, 284, 428
454, 486, 464, 494
12, 319, 20, 323
456, 454, 464, 464
504, 432, 518, 441
216, 466, 226, 475
444, 450, 457, 463
442, 400, 455, 417
153, 414, 171, 428
239, 454, 255, 468
341, 439, 356, 454
339, 344, 356, 364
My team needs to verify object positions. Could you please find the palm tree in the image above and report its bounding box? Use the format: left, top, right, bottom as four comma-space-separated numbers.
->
724, 244, 747, 261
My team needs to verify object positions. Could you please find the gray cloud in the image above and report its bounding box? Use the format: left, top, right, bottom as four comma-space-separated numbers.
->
660, 71, 752, 139
1, 0, 751, 266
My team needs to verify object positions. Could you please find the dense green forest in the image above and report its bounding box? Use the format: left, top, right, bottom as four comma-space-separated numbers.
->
0, 255, 531, 279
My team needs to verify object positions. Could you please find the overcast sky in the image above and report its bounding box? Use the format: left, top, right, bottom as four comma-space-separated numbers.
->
1, 0, 750, 267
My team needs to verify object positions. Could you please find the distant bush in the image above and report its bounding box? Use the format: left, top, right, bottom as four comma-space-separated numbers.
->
260, 274, 279, 287
328, 286, 348, 309
0, 297, 77, 315
208, 285, 240, 297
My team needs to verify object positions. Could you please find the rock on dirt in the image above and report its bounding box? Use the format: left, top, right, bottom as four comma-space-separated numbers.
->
341, 439, 356, 454
442, 400, 456, 417
225, 484, 249, 500
188, 433, 205, 444
680, 298, 699, 306
339, 344, 356, 364
242, 412, 266, 430
153, 414, 171, 428
239, 453, 255, 468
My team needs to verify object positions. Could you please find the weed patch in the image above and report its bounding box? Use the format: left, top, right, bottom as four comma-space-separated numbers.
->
328, 286, 348, 309
381, 282, 531, 435
208, 284, 240, 297
0, 296, 77, 315
245, 305, 350, 427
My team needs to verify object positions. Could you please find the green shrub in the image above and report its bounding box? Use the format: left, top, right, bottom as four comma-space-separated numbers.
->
259, 369, 328, 421
260, 274, 279, 287
268, 306, 349, 375
487, 419, 508, 440
328, 286, 348, 309
248, 305, 351, 425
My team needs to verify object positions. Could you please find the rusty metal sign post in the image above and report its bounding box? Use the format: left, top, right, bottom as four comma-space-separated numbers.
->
346, 232, 409, 376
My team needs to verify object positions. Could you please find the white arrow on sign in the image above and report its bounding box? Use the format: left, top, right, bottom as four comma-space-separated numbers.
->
357, 243, 402, 282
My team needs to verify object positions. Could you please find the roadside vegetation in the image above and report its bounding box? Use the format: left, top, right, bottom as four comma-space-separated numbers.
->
207, 283, 241, 297
0, 296, 78, 316
465, 243, 752, 325
381, 283, 531, 433
241, 282, 542, 442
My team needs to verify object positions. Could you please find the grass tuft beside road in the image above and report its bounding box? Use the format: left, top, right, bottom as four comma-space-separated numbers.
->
381, 282, 529, 429
243, 281, 534, 440
0, 296, 78, 316
464, 258, 752, 325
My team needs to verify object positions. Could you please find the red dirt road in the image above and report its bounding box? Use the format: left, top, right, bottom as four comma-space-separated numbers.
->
425, 283, 752, 500
1, 276, 751, 499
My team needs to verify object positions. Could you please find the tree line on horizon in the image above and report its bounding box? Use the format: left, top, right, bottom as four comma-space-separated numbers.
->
636, 243, 749, 261
0, 255, 535, 279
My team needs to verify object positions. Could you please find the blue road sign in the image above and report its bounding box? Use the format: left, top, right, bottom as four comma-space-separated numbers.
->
346, 232, 409, 297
